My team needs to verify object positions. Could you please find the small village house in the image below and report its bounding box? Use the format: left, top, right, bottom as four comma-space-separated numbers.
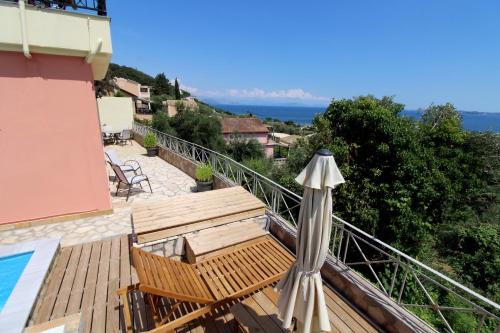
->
113, 77, 152, 113
221, 117, 274, 157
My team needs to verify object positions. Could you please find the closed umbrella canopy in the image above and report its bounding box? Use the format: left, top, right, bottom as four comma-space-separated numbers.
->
276, 149, 345, 333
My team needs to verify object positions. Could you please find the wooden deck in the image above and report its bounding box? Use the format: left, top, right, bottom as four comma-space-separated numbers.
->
233, 286, 380, 333
29, 236, 381, 333
132, 187, 266, 244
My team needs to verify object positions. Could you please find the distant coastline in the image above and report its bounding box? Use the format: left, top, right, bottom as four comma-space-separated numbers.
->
215, 104, 500, 132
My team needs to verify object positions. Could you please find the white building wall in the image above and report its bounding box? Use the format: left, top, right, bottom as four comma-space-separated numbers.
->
97, 97, 134, 131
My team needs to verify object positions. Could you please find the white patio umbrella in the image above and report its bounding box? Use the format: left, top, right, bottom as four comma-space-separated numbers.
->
275, 148, 345, 333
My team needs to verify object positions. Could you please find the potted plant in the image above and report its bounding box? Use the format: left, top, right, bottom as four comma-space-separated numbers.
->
195, 164, 213, 192
143, 131, 158, 157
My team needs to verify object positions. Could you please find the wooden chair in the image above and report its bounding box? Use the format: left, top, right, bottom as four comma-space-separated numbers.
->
117, 236, 293, 333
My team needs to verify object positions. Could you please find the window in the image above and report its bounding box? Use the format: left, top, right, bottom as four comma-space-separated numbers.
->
140, 87, 149, 93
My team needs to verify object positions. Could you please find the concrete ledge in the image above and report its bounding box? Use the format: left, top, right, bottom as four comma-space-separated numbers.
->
0, 209, 114, 232
133, 132, 229, 190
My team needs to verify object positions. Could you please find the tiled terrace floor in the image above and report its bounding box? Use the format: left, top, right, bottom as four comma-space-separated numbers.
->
0, 142, 195, 247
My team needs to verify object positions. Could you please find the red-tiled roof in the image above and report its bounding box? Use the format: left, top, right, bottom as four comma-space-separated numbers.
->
221, 117, 269, 134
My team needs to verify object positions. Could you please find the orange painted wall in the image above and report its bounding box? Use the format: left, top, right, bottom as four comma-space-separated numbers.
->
0, 51, 112, 224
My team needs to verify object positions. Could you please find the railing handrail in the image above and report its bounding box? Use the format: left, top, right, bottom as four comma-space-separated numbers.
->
143, 125, 304, 201
10, 0, 108, 16
133, 122, 500, 326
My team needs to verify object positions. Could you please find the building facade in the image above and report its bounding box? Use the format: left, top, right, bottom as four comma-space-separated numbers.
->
221, 117, 274, 158
0, 0, 113, 225
113, 77, 151, 113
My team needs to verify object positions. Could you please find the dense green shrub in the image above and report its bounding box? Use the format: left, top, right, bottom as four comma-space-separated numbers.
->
152, 111, 175, 135
225, 135, 265, 162
195, 164, 213, 182
168, 110, 225, 151
241, 158, 274, 177
275, 96, 500, 317
143, 131, 157, 148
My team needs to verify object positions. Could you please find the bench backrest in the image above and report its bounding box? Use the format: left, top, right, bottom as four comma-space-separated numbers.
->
131, 247, 214, 304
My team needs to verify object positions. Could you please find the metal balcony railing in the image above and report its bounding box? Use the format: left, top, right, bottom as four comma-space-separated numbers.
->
133, 123, 500, 333
12, 0, 107, 16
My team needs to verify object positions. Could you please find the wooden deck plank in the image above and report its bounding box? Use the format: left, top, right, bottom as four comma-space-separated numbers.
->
137, 208, 265, 243
81, 241, 102, 333
51, 244, 83, 318
65, 241, 92, 314
92, 239, 112, 333
133, 192, 259, 222
106, 236, 121, 333
132, 187, 266, 243
134, 198, 263, 226
132, 187, 259, 220
324, 284, 379, 333
132, 186, 253, 213
185, 220, 267, 263
34, 247, 72, 324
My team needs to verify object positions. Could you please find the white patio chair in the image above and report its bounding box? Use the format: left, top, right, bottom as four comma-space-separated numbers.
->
111, 164, 152, 201
117, 129, 133, 145
105, 149, 142, 175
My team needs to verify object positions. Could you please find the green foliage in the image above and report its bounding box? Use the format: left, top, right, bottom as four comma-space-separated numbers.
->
153, 73, 171, 96
134, 117, 151, 126
114, 90, 126, 97
150, 94, 168, 112
225, 135, 265, 162
276, 96, 500, 312
195, 164, 213, 182
242, 158, 274, 177
106, 63, 154, 86
152, 111, 175, 135
168, 110, 225, 151
264, 118, 314, 136
143, 131, 157, 148
174, 78, 181, 100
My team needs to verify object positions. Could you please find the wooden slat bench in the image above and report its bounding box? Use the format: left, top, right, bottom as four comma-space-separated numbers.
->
184, 220, 268, 263
132, 186, 266, 244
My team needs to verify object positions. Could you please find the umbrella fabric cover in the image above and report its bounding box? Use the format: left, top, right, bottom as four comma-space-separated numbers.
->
276, 152, 344, 333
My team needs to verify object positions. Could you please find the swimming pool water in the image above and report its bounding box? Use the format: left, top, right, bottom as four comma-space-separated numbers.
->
0, 251, 33, 313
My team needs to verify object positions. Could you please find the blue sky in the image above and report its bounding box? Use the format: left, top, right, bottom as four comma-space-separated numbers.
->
108, 0, 500, 112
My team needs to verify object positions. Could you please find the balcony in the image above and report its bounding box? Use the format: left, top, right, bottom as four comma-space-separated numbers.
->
0, 0, 112, 79
1, 126, 498, 333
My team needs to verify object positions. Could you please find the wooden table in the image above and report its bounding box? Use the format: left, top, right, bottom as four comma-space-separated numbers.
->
132, 186, 266, 244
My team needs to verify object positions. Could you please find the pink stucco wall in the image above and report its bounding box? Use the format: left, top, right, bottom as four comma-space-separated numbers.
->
0, 51, 112, 225
223, 132, 274, 158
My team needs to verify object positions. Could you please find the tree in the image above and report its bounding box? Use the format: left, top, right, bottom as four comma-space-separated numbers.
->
153, 73, 171, 96
275, 96, 500, 319
106, 63, 154, 86
225, 135, 265, 162
152, 111, 175, 135
174, 78, 181, 100
168, 110, 225, 151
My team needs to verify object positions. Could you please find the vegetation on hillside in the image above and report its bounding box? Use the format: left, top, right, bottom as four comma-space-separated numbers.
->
272, 96, 499, 332
144, 92, 499, 330
95, 63, 190, 103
